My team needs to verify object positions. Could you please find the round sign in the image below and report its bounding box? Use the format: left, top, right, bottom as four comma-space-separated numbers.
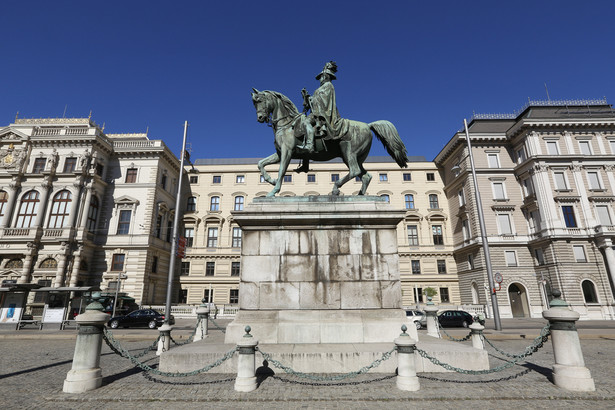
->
494, 272, 503, 284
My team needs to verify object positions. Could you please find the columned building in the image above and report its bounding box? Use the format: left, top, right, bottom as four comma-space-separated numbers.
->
0, 117, 180, 312
436, 99, 615, 320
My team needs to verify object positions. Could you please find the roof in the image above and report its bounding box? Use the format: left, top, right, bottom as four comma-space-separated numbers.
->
193, 155, 427, 166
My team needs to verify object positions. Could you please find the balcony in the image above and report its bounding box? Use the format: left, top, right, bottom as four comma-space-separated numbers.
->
0, 227, 39, 240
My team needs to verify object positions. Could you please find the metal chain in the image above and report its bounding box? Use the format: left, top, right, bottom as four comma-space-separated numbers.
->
170, 318, 200, 346
269, 374, 396, 386
257, 347, 396, 382
103, 328, 160, 358
418, 368, 532, 384
102, 327, 236, 377
142, 372, 236, 385
437, 321, 472, 342
208, 316, 226, 334
482, 324, 551, 359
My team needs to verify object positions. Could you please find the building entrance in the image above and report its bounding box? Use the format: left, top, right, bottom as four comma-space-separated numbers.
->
508, 283, 529, 318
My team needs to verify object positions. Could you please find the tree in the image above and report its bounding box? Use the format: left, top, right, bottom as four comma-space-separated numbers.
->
423, 287, 438, 298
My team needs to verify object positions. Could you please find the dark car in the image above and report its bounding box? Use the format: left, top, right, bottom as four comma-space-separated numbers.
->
107, 309, 174, 329
437, 310, 474, 328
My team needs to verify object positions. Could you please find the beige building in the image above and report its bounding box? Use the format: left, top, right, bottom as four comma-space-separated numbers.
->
181, 156, 460, 308
436, 99, 615, 320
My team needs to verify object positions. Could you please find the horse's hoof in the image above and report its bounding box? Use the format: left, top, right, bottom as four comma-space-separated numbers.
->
331, 189, 340, 196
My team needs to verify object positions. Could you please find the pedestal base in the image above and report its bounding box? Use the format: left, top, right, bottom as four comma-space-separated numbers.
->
63, 368, 102, 393
553, 364, 596, 392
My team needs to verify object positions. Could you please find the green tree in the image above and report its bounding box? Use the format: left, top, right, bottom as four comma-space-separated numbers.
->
423, 287, 438, 298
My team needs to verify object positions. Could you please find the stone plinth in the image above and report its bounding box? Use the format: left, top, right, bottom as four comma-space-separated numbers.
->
225, 196, 408, 344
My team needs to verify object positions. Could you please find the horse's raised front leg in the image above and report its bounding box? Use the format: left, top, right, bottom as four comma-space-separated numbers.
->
258, 153, 280, 186
267, 148, 292, 197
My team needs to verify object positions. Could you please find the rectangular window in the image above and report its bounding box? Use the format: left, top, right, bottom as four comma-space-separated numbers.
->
186, 197, 196, 212
283, 175, 292, 182
497, 214, 513, 235
610, 140, 615, 155
230, 289, 239, 304
523, 178, 534, 196
213, 175, 221, 184
411, 260, 421, 274
429, 194, 439, 209
516, 147, 526, 163
579, 140, 591, 155
407, 225, 419, 246
493, 182, 506, 200
33, 158, 46, 173
535, 249, 545, 265
184, 227, 194, 247
562, 206, 577, 228
96, 164, 104, 177
189, 175, 199, 184
587, 172, 602, 190
416, 287, 423, 303
505, 251, 517, 267
440, 287, 450, 303
554, 172, 568, 190
573, 245, 587, 262
125, 168, 137, 183
203, 289, 212, 303
207, 228, 218, 247
307, 174, 316, 183
206, 261, 215, 276
331, 174, 339, 182
432, 225, 443, 245
404, 194, 414, 209
234, 196, 244, 211
462, 219, 470, 240
458, 189, 465, 206
117, 210, 131, 234
403, 173, 411, 181
426, 172, 435, 181
379, 173, 388, 182
152, 256, 158, 273
111, 254, 125, 271
487, 153, 500, 168
437, 259, 447, 274
468, 254, 475, 269
546, 141, 559, 155
596, 205, 612, 225
232, 227, 242, 248
236, 175, 245, 183
160, 174, 167, 190
231, 261, 240, 276
180, 289, 188, 304
180, 262, 190, 276
63, 158, 77, 173
210, 196, 220, 211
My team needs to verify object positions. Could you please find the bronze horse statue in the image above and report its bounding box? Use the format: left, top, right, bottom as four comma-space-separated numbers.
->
251, 88, 408, 197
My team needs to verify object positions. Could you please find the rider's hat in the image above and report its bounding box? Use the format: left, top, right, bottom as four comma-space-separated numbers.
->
316, 61, 338, 80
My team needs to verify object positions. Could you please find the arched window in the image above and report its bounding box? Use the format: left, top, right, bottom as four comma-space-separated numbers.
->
187, 196, 197, 212
581, 280, 599, 303
429, 194, 439, 209
404, 194, 414, 209
48, 190, 72, 228
210, 196, 220, 211
87, 196, 99, 232
234, 196, 244, 211
5, 258, 23, 269
380, 194, 390, 203
16, 190, 40, 228
40, 258, 58, 269
0, 190, 7, 217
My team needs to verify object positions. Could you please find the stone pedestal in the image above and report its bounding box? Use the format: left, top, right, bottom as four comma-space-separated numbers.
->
469, 322, 484, 350
194, 303, 210, 342
157, 324, 172, 356
225, 196, 408, 344
424, 304, 440, 339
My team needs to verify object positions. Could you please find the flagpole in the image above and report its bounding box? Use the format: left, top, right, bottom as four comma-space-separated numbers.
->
164, 121, 188, 324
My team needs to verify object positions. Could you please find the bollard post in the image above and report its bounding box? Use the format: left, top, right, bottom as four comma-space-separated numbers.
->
395, 324, 420, 391
424, 297, 440, 338
234, 325, 258, 392
157, 324, 173, 356
194, 298, 210, 342
63, 299, 110, 393
542, 290, 595, 392
469, 322, 484, 350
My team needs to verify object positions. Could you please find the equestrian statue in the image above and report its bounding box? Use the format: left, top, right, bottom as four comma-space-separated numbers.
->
252, 61, 408, 197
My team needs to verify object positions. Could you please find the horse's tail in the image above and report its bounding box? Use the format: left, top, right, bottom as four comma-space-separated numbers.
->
369, 120, 408, 168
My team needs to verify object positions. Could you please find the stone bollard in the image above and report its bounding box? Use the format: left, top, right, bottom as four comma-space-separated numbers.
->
395, 324, 420, 391
469, 322, 484, 350
542, 290, 595, 392
234, 325, 259, 392
424, 297, 440, 338
63, 299, 110, 393
156, 323, 173, 356
194, 298, 210, 342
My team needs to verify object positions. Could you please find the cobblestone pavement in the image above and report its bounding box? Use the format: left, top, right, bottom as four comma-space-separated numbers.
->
2, 322, 615, 410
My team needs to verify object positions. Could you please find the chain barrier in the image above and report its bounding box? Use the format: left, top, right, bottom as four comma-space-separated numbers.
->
418, 368, 532, 384
102, 328, 160, 359
169, 318, 200, 346
437, 321, 472, 342
269, 374, 396, 386
416, 325, 550, 375
257, 347, 396, 382
142, 372, 236, 385
102, 327, 236, 377
482, 324, 551, 359
208, 316, 226, 334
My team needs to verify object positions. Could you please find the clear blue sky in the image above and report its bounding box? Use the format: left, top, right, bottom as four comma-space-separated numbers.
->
3, 1, 614, 162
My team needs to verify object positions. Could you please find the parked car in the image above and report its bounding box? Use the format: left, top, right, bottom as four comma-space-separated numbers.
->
107, 309, 175, 329
437, 310, 474, 328
405, 309, 426, 329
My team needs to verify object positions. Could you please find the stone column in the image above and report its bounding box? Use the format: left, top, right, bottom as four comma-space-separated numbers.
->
597, 238, 615, 291
18, 242, 36, 284
156, 323, 173, 356
193, 299, 210, 342
394, 325, 420, 391
69, 246, 83, 288
63, 299, 110, 393
469, 322, 484, 350
0, 185, 18, 228
234, 326, 258, 392
424, 298, 440, 338
54, 242, 70, 287
79, 186, 93, 229
542, 290, 595, 392
67, 185, 82, 228
34, 180, 52, 228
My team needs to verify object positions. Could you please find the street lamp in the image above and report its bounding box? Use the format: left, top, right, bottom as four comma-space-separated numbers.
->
453, 119, 503, 331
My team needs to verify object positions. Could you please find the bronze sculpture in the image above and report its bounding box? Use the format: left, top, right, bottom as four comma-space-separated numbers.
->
252, 61, 408, 197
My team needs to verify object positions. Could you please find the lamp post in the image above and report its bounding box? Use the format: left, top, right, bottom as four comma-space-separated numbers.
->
451, 119, 502, 331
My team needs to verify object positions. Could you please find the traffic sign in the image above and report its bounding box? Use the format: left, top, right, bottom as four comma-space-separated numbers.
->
494, 272, 503, 284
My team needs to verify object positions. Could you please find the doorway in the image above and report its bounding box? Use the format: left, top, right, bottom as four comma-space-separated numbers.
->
508, 283, 529, 318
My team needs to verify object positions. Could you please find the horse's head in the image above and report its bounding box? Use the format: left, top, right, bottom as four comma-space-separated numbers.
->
251, 88, 272, 123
